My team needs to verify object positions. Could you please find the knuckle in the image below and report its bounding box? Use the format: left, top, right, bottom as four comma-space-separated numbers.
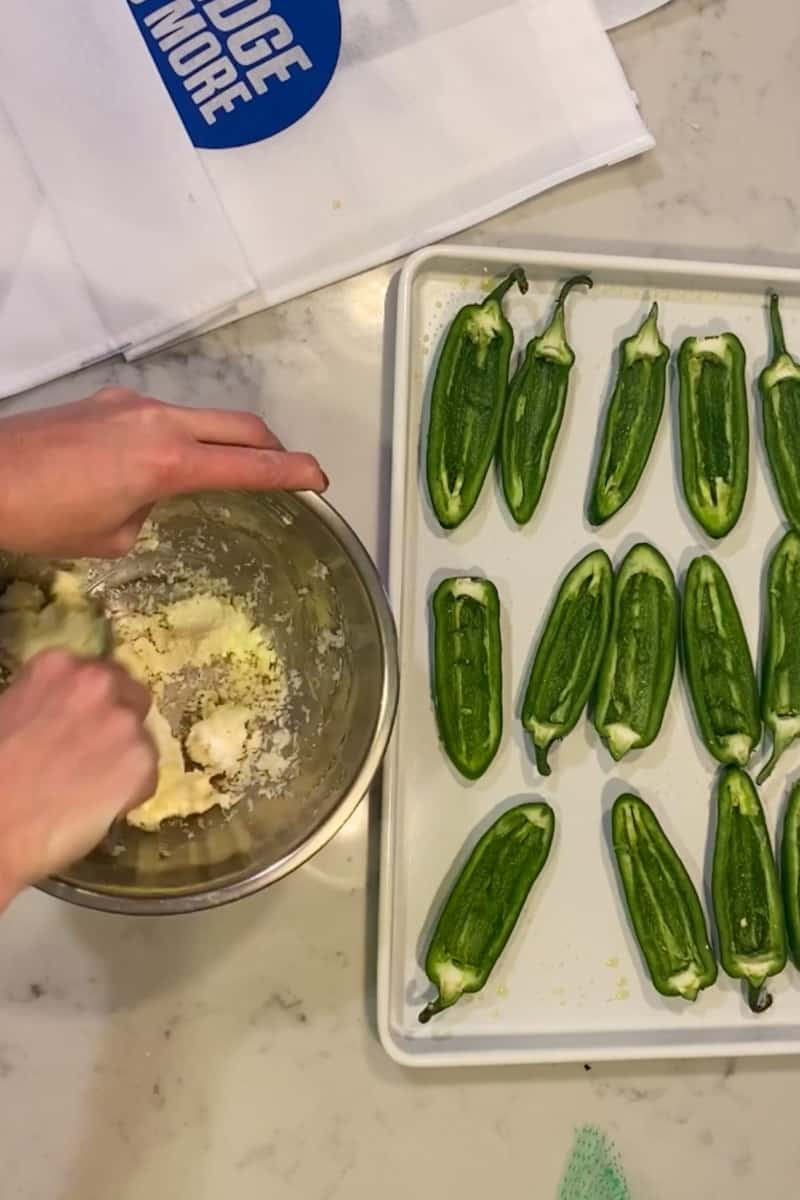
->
243, 413, 269, 439
94, 385, 146, 410
134, 395, 167, 429
95, 387, 165, 425
94, 385, 128, 404
282, 452, 323, 491
148, 439, 186, 485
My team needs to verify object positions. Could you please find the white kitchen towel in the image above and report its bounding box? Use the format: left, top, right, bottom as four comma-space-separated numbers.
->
0, 0, 654, 394
127, 0, 654, 355
596, 0, 671, 29
0, 101, 118, 397
0, 0, 257, 397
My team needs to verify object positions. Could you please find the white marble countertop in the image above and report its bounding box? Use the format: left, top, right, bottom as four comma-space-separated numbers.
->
2, 1, 800, 1196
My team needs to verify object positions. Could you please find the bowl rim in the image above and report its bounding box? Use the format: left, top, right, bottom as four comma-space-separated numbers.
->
36, 490, 399, 916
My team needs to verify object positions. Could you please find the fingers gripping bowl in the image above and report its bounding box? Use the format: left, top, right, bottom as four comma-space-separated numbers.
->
0, 492, 398, 914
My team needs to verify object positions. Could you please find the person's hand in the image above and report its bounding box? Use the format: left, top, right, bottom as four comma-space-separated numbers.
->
0, 387, 327, 558
0, 650, 157, 909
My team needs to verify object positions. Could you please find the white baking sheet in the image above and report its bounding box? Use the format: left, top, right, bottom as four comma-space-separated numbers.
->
378, 244, 800, 1067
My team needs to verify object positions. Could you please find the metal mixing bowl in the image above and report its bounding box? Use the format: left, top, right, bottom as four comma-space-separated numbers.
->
0, 491, 397, 914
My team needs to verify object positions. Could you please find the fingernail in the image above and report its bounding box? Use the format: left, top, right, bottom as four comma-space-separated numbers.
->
321, 471, 330, 491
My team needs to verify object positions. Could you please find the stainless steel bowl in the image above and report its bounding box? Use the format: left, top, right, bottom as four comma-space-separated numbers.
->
0, 491, 397, 914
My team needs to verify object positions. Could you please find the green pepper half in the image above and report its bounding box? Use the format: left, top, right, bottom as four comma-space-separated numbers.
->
432, 576, 502, 780
589, 302, 669, 525
420, 801, 555, 1023
758, 530, 800, 782
760, 293, 800, 530
612, 794, 717, 1002
500, 274, 592, 525
682, 555, 760, 767
712, 767, 787, 1014
426, 268, 528, 529
593, 542, 678, 761
677, 332, 749, 539
522, 548, 612, 775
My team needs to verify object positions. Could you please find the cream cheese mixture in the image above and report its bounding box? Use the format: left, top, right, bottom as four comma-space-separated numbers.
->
0, 571, 294, 831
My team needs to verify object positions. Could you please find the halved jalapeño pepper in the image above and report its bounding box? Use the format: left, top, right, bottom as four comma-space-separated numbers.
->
760, 293, 800, 530
781, 781, 800, 968
593, 543, 678, 761
432, 577, 502, 780
678, 332, 749, 538
589, 303, 669, 525
758, 531, 800, 782
682, 555, 760, 767
612, 794, 716, 1002
522, 548, 612, 776
500, 274, 592, 524
426, 268, 528, 529
419, 801, 555, 1022
712, 767, 787, 1014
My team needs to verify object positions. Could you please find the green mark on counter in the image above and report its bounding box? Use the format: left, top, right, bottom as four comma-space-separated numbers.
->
559, 1126, 630, 1200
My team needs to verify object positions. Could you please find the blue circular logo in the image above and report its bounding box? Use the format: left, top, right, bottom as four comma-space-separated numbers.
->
128, 0, 342, 150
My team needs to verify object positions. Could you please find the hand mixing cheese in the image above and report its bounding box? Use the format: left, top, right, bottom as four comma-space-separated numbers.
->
0, 571, 110, 663
0, 571, 292, 832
